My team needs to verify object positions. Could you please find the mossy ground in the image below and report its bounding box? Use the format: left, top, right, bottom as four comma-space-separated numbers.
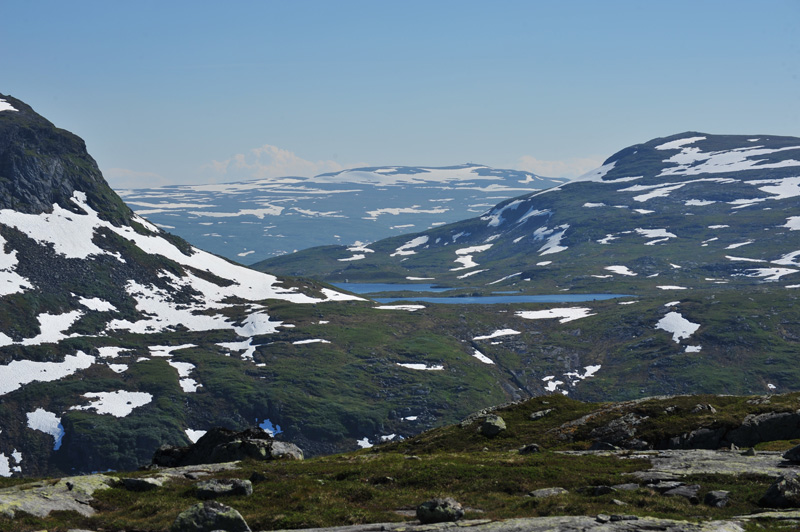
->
3, 393, 800, 531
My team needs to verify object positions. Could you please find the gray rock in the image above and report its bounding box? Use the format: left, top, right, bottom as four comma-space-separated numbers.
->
760, 471, 800, 508
742, 447, 756, 456
121, 477, 165, 492
196, 479, 253, 499
704, 490, 730, 508
691, 404, 717, 414
591, 485, 616, 495
783, 443, 800, 462
648, 481, 685, 493
529, 409, 553, 420
416, 497, 464, 524
153, 427, 303, 467
529, 487, 569, 498
663, 484, 701, 504
589, 441, 620, 451
0, 474, 117, 518
478, 415, 507, 437
612, 483, 640, 491
170, 501, 251, 532
519, 443, 541, 454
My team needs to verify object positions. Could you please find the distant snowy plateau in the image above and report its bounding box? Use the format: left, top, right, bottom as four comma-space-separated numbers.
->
119, 166, 566, 262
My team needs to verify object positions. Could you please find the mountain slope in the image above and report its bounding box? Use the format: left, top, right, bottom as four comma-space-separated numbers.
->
118, 165, 566, 263
0, 94, 370, 476
257, 132, 800, 292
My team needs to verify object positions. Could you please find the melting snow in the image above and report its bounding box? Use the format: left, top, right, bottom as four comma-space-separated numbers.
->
656, 312, 700, 342
374, 304, 425, 311
583, 202, 606, 208
26, 409, 65, 450
0, 351, 95, 396
451, 244, 493, 271
605, 265, 637, 276
472, 349, 494, 365
473, 329, 521, 341
657, 285, 688, 290
168, 360, 201, 393
726, 241, 753, 250
457, 269, 487, 279
356, 437, 373, 449
396, 363, 444, 371
185, 429, 207, 443
685, 346, 702, 353
657, 137, 800, 176
292, 339, 331, 345
71, 390, 153, 417
0, 98, 19, 112
738, 268, 798, 281
391, 236, 429, 257
78, 297, 116, 312
516, 307, 596, 323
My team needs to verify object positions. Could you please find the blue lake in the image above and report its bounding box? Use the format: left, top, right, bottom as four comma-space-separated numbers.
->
373, 294, 634, 305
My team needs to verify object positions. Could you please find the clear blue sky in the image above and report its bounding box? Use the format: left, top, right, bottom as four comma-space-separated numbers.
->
3, 0, 798, 188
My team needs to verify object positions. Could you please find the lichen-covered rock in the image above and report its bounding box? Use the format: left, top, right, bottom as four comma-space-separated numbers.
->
760, 472, 800, 508
170, 501, 251, 532
704, 490, 730, 508
121, 477, 165, 491
478, 415, 506, 437
416, 497, 464, 524
529, 487, 569, 498
196, 479, 253, 499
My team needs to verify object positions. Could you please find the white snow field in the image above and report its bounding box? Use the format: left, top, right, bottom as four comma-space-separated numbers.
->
70, 390, 153, 417
656, 312, 701, 342
516, 307, 596, 323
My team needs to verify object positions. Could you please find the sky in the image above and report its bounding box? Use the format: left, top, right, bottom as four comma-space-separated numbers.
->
3, 0, 799, 189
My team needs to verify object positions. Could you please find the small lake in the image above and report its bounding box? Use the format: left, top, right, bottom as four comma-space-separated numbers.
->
331, 282, 454, 294
374, 294, 634, 305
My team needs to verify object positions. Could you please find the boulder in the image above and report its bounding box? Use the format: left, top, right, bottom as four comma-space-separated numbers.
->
529, 487, 569, 498
416, 497, 464, 524
663, 484, 701, 504
519, 443, 541, 454
783, 443, 800, 462
589, 441, 620, 451
196, 479, 253, 499
760, 472, 800, 508
152, 427, 303, 467
478, 415, 506, 437
704, 490, 730, 508
170, 501, 251, 532
121, 477, 165, 492
529, 409, 553, 421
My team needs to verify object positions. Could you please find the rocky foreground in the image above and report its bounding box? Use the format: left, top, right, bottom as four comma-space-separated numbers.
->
4, 396, 800, 531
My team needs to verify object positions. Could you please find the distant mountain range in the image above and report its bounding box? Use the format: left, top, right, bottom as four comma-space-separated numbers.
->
258, 132, 800, 293
119, 166, 566, 263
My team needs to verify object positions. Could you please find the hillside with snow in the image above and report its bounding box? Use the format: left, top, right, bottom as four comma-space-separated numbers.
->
118, 165, 566, 263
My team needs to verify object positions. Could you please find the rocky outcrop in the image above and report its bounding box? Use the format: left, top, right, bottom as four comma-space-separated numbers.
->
270, 517, 745, 532
196, 479, 253, 499
760, 472, 800, 508
478, 416, 507, 437
0, 93, 131, 222
0, 473, 116, 518
416, 497, 464, 524
170, 501, 251, 532
151, 427, 303, 467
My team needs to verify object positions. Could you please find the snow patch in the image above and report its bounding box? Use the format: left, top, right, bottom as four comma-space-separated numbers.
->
656, 312, 700, 342
473, 329, 521, 341
26, 409, 65, 450
516, 307, 596, 323
0, 351, 95, 396
605, 265, 637, 276
396, 363, 444, 371
472, 349, 494, 365
71, 390, 153, 417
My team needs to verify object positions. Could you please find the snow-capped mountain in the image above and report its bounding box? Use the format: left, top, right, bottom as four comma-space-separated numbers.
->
0, 94, 363, 476
259, 132, 800, 292
118, 165, 566, 263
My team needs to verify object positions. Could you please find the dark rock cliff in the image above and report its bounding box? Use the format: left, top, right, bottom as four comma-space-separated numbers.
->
0, 93, 131, 223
